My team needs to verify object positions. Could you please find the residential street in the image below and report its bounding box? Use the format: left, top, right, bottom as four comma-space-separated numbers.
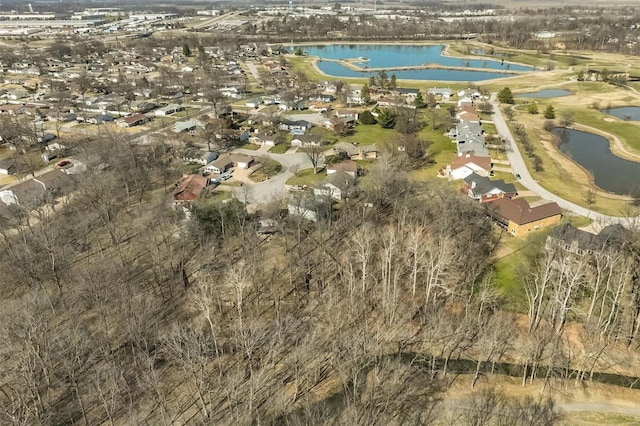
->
231, 148, 312, 204
490, 94, 636, 228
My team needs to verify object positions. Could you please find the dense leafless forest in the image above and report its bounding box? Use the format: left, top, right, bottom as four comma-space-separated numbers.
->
0, 128, 640, 424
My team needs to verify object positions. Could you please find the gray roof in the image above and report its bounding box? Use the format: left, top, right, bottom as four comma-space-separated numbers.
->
456, 121, 488, 157
464, 173, 516, 197
549, 223, 631, 251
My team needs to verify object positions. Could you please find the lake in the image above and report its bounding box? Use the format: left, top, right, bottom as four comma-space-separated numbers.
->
300, 44, 533, 81
553, 127, 640, 195
603, 106, 640, 121
518, 89, 573, 98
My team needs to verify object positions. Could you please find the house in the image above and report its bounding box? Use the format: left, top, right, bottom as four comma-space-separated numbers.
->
394, 87, 420, 98
279, 119, 313, 135
327, 160, 358, 178
4, 169, 72, 204
131, 101, 156, 113
487, 198, 562, 237
309, 93, 335, 103
448, 154, 492, 180
245, 98, 262, 109
230, 153, 254, 169
46, 109, 75, 122
288, 203, 318, 222
183, 149, 217, 165
463, 173, 516, 203
215, 129, 250, 144
428, 87, 453, 100
0, 104, 25, 115
323, 115, 355, 131
0, 159, 15, 175
308, 102, 332, 113
249, 131, 278, 147
87, 114, 114, 124
545, 223, 630, 256
313, 171, 358, 201
291, 135, 324, 148
116, 113, 150, 128
456, 121, 488, 157
456, 105, 481, 123
173, 174, 209, 202
333, 142, 378, 160
208, 154, 234, 174
173, 119, 204, 134
154, 104, 185, 116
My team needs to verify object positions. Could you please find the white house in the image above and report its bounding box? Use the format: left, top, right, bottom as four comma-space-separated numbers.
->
154, 104, 185, 116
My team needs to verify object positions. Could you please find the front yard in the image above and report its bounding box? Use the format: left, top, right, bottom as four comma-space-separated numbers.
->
286, 168, 325, 186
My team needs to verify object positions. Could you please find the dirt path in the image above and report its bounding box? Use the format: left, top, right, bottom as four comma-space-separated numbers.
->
444, 375, 640, 421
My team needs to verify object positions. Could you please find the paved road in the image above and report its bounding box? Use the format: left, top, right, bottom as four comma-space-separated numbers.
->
490, 94, 637, 228
231, 148, 312, 204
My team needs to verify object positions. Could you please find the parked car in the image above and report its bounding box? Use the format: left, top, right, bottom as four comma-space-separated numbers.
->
515, 173, 522, 180
56, 160, 71, 168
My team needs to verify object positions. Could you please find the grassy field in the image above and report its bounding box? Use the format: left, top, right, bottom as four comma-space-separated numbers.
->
343, 123, 396, 146
286, 168, 326, 185
238, 143, 260, 151
250, 158, 282, 181
268, 143, 290, 154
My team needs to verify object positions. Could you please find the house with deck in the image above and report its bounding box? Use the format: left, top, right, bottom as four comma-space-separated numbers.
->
487, 198, 562, 237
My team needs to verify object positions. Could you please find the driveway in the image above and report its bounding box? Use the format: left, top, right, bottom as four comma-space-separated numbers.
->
490, 94, 634, 227
231, 148, 312, 204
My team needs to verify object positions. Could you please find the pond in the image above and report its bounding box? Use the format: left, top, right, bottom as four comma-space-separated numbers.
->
602, 106, 640, 121
299, 44, 534, 81
316, 60, 516, 82
552, 127, 640, 195
517, 89, 573, 98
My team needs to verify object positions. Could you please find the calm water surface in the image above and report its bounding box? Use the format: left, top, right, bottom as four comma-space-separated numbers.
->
518, 89, 573, 98
299, 44, 533, 81
317, 60, 514, 82
302, 44, 533, 71
603, 106, 640, 121
553, 127, 640, 195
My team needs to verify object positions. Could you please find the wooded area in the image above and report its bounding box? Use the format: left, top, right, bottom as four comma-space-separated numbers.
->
0, 129, 639, 424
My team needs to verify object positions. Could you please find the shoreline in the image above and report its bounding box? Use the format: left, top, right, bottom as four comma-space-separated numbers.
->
545, 133, 632, 201
316, 57, 527, 75
306, 56, 533, 84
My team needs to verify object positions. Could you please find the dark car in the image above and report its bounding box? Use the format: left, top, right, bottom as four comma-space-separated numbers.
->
56, 160, 71, 168
515, 173, 521, 180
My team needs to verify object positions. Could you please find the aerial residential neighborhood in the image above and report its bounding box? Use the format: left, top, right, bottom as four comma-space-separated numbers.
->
1, 0, 640, 424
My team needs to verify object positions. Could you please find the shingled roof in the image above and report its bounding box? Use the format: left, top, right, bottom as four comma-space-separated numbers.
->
488, 198, 562, 225
173, 175, 208, 202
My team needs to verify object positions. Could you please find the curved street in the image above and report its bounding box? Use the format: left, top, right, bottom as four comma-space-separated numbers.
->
490, 94, 639, 229
231, 148, 312, 204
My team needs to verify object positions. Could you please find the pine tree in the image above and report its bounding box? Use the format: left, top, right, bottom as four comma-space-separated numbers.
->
497, 87, 514, 104
414, 91, 426, 108
362, 83, 371, 104
378, 108, 396, 129
543, 104, 556, 119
